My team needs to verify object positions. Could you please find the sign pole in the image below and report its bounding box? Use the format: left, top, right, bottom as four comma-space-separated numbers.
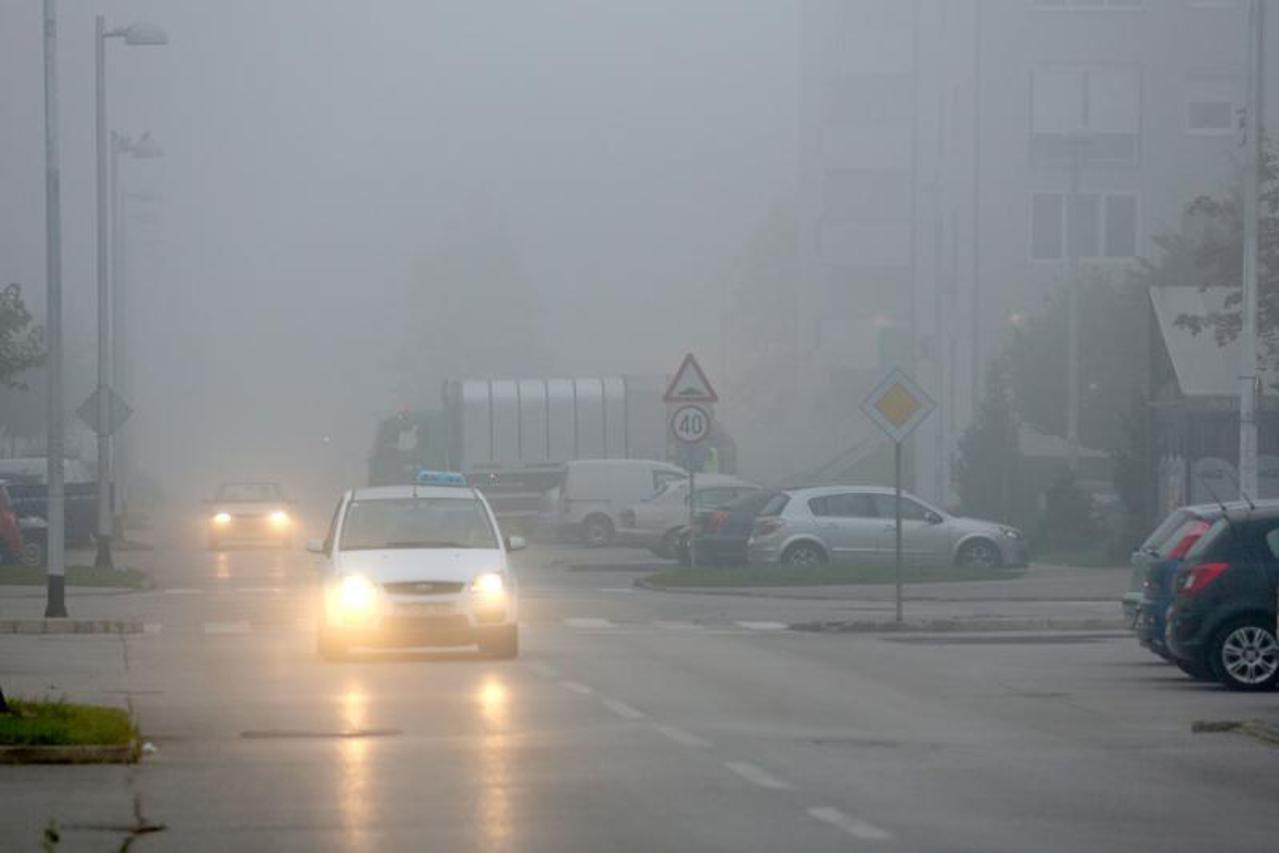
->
688, 469, 696, 569
663, 353, 718, 573
894, 440, 903, 624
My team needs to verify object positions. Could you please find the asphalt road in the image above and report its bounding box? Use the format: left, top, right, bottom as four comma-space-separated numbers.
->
2, 536, 1279, 851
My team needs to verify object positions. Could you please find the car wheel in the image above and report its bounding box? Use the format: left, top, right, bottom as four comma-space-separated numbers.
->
657, 529, 682, 560
676, 533, 692, 567
18, 539, 46, 569
1209, 617, 1279, 692
581, 515, 614, 548
1175, 656, 1215, 681
479, 625, 519, 659
317, 629, 349, 662
956, 538, 1002, 569
782, 542, 826, 567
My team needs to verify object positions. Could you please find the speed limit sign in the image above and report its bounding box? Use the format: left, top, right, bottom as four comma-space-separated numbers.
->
670, 404, 712, 444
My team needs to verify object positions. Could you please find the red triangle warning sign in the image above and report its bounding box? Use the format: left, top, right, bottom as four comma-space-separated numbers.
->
663, 353, 718, 403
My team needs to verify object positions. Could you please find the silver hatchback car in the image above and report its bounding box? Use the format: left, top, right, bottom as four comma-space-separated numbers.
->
746, 486, 1027, 569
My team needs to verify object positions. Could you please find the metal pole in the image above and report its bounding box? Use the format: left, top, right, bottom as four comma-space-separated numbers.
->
1239, 0, 1264, 499
895, 441, 904, 624
969, 0, 983, 409
42, 0, 67, 617
1065, 138, 1083, 474
109, 133, 121, 527
93, 15, 114, 571
687, 469, 696, 569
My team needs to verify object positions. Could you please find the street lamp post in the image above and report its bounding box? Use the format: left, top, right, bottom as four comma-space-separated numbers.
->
93, 17, 166, 571
1065, 132, 1091, 475
42, 0, 66, 617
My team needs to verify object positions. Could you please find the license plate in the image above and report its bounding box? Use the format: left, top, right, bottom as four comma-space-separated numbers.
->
396, 602, 454, 617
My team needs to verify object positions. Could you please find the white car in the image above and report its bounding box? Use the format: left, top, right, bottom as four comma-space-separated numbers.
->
308, 475, 522, 660
615, 474, 761, 557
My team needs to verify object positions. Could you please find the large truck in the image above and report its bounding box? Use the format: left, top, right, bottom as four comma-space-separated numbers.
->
368, 376, 735, 528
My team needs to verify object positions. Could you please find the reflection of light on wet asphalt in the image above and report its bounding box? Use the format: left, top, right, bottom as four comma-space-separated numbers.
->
340, 684, 372, 852
477, 676, 513, 852
215, 552, 230, 581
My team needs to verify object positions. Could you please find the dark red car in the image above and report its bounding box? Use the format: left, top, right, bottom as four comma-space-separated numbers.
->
0, 483, 27, 565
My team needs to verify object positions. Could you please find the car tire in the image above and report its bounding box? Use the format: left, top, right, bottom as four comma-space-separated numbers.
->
676, 533, 692, 567
956, 538, 1003, 569
479, 625, 519, 660
18, 538, 46, 569
317, 629, 349, 662
580, 515, 614, 548
1175, 655, 1215, 681
657, 528, 682, 560
1207, 617, 1279, 692
782, 542, 827, 567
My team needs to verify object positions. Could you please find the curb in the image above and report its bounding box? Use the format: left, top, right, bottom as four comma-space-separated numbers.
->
791, 618, 1128, 634
0, 619, 143, 635
634, 578, 1120, 606
0, 740, 139, 765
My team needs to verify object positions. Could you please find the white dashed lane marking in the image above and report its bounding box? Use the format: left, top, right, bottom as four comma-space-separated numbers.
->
162, 588, 204, 595
202, 621, 251, 635
734, 621, 789, 631
559, 680, 594, 695
527, 662, 559, 678
600, 698, 646, 720
143, 623, 163, 635
563, 617, 613, 629
807, 807, 893, 841
724, 761, 793, 791
652, 724, 710, 748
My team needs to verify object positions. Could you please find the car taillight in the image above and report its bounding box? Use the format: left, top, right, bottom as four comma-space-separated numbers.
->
753, 517, 782, 536
705, 511, 729, 533
1178, 562, 1230, 597
1168, 521, 1210, 559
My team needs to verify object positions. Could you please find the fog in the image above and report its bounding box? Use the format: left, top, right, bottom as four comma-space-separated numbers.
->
0, 1, 795, 507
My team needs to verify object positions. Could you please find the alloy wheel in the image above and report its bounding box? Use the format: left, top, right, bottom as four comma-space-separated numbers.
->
1220, 625, 1279, 686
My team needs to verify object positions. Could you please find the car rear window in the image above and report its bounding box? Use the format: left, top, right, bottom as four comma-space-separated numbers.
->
760, 493, 790, 516
1140, 510, 1191, 554
1159, 518, 1212, 559
1183, 518, 1231, 562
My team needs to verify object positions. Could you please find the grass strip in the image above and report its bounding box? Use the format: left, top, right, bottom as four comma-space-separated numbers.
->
0, 565, 150, 589
0, 700, 137, 747
645, 563, 1025, 588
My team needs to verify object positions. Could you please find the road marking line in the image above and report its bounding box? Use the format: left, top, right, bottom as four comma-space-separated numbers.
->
527, 662, 559, 678
163, 588, 203, 595
653, 724, 710, 748
655, 620, 703, 631
564, 617, 613, 629
560, 680, 594, 695
143, 623, 163, 635
734, 621, 789, 631
597, 587, 634, 593
203, 621, 251, 635
807, 807, 893, 841
724, 761, 793, 790
600, 698, 646, 720
235, 587, 284, 594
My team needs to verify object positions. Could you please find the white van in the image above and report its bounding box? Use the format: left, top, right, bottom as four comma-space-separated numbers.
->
544, 459, 687, 546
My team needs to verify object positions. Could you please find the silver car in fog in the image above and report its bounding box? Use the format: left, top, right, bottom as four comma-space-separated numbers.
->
746, 486, 1027, 569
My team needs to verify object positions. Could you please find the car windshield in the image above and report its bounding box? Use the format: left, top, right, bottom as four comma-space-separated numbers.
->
217, 483, 282, 503
339, 497, 498, 551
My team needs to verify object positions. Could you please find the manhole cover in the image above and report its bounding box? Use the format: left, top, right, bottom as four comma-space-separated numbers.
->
240, 729, 401, 740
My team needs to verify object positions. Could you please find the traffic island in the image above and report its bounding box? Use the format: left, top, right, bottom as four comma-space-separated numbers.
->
0, 698, 140, 764
0, 565, 152, 590
639, 563, 1025, 590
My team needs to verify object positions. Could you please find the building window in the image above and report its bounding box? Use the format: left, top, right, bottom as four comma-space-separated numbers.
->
1031, 64, 1140, 164
1031, 192, 1137, 260
1186, 75, 1238, 134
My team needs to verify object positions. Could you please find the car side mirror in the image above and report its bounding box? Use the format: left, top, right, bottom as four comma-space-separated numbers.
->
305, 538, 325, 555
925, 511, 944, 525
507, 535, 527, 552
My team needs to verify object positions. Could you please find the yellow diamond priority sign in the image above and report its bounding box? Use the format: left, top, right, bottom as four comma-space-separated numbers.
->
861, 368, 935, 443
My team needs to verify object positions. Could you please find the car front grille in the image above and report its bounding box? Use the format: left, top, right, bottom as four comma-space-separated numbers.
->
381, 581, 465, 596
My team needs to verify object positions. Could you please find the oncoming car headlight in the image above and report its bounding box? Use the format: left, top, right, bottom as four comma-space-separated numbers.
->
212, 512, 232, 526
269, 510, 290, 528
470, 572, 507, 596
328, 574, 380, 623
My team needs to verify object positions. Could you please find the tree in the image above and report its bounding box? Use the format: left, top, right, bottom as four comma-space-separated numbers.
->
0, 283, 44, 389
1004, 271, 1148, 454
953, 360, 1025, 526
1164, 136, 1279, 372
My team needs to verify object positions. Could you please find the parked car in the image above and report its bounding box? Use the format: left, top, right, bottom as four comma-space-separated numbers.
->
0, 457, 97, 547
1130, 504, 1220, 664
746, 486, 1027, 568
615, 475, 760, 557
675, 489, 780, 567
541, 459, 687, 546
1165, 501, 1279, 691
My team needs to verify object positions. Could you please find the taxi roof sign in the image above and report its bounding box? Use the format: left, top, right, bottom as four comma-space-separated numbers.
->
861, 368, 935, 443
662, 353, 718, 404
416, 469, 468, 487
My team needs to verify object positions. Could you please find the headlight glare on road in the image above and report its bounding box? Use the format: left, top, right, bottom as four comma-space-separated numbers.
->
212, 512, 232, 526
470, 572, 506, 596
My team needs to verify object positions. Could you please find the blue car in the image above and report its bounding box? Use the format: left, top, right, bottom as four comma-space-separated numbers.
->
1130, 505, 1219, 663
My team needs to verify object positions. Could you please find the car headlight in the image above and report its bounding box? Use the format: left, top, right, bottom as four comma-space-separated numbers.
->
269, 510, 290, 527
328, 574, 380, 622
1001, 527, 1022, 540
470, 572, 507, 596
212, 512, 232, 526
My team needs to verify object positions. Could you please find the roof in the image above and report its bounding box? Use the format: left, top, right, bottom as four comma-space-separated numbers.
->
1150, 287, 1279, 398
1217, 500, 1279, 522
350, 485, 480, 501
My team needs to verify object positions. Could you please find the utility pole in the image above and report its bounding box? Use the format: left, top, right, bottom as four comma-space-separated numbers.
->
1239, 0, 1265, 499
1065, 134, 1087, 475
93, 15, 114, 571
42, 0, 67, 618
